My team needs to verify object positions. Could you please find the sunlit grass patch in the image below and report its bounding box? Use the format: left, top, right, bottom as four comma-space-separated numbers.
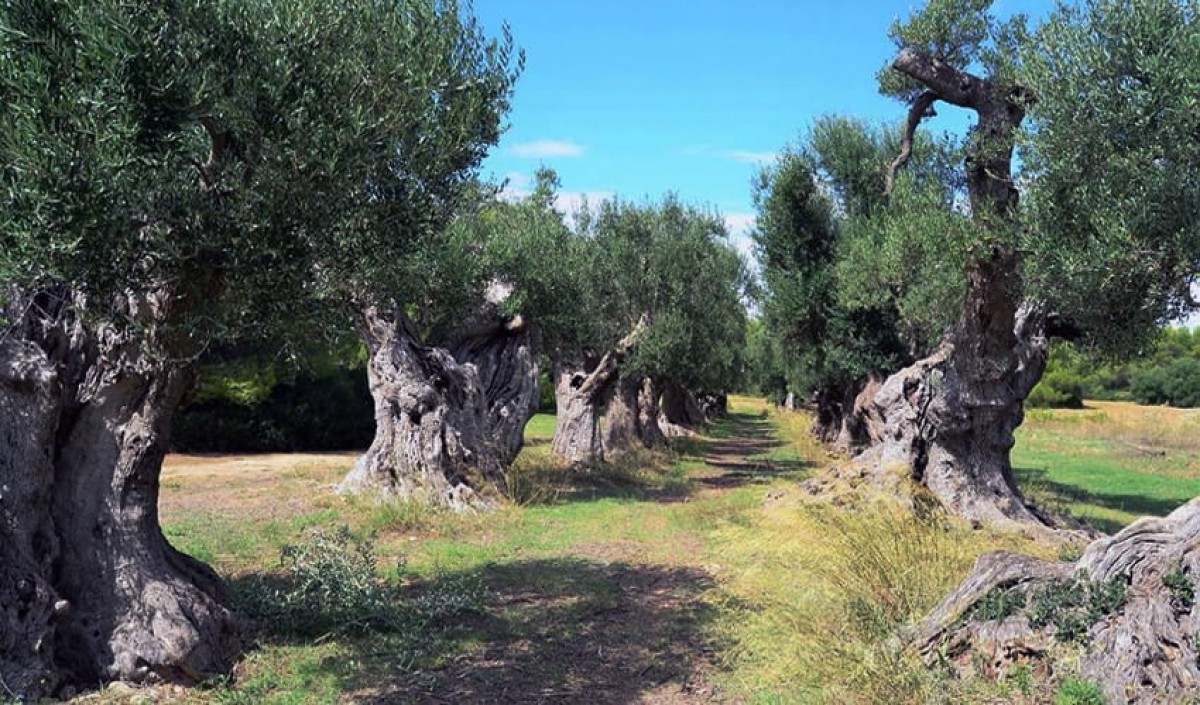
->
1016, 401, 1200, 532
708, 492, 1053, 704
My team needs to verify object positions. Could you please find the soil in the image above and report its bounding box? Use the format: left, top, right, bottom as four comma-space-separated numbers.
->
129, 408, 795, 704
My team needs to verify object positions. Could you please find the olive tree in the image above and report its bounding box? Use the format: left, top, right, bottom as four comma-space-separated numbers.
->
551, 196, 747, 463
0, 0, 517, 697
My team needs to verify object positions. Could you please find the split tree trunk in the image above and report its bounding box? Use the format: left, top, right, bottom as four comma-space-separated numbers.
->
550, 315, 649, 465
338, 302, 539, 509
812, 377, 886, 454
914, 498, 1200, 704
856, 48, 1048, 527
1, 291, 238, 699
550, 357, 608, 464
660, 382, 706, 437
600, 373, 663, 456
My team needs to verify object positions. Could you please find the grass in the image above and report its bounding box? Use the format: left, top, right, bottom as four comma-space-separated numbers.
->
78, 396, 1200, 703
1015, 400, 1200, 532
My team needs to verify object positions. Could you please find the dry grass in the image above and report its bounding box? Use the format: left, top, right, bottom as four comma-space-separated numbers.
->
1025, 400, 1200, 454
708, 490, 1055, 704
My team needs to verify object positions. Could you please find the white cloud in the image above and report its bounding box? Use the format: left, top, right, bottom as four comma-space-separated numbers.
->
723, 150, 778, 164
511, 140, 585, 159
723, 212, 756, 238
555, 190, 614, 227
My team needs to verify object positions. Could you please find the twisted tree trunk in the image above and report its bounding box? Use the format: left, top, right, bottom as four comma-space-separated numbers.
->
914, 498, 1200, 704
338, 300, 539, 509
857, 48, 1049, 527
550, 315, 649, 465
1, 291, 238, 699
601, 373, 664, 456
660, 382, 706, 437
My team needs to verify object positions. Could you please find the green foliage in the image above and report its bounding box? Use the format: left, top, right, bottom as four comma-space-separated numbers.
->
1022, 0, 1200, 355
1054, 677, 1108, 705
1164, 566, 1195, 611
234, 525, 485, 638
1027, 574, 1127, 643
571, 195, 748, 395
0, 0, 521, 348
751, 116, 967, 403
1028, 370, 1086, 409
173, 351, 373, 452
1131, 358, 1200, 408
970, 586, 1025, 622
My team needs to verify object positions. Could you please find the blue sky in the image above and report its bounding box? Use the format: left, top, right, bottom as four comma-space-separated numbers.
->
475, 0, 1057, 255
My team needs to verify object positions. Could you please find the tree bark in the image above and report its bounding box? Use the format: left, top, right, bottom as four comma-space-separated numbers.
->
338, 301, 539, 509
813, 377, 887, 455
550, 357, 608, 464
600, 373, 664, 456
1, 290, 239, 698
660, 383, 707, 436
860, 48, 1048, 527
914, 498, 1200, 704
550, 315, 649, 465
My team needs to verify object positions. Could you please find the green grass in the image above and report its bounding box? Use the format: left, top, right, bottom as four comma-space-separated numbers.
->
1014, 403, 1200, 532
127, 397, 1200, 704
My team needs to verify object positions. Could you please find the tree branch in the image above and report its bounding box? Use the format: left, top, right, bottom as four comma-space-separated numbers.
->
892, 47, 988, 110
885, 90, 938, 196
578, 313, 650, 398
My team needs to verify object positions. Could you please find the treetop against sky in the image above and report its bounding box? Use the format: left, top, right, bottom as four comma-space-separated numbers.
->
475, 0, 1056, 255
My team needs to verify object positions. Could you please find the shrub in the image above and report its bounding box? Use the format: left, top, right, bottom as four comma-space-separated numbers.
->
1028, 369, 1085, 409
1130, 358, 1200, 408
174, 366, 374, 452
1054, 677, 1107, 705
233, 526, 486, 638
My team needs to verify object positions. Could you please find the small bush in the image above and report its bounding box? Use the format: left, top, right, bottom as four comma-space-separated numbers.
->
1130, 358, 1200, 408
1164, 566, 1195, 610
970, 586, 1026, 622
233, 525, 485, 638
1054, 677, 1107, 705
1028, 369, 1086, 409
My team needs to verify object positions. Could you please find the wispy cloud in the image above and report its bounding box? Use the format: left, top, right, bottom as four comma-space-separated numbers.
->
723, 150, 778, 164
724, 212, 756, 238
511, 140, 585, 159
679, 146, 778, 165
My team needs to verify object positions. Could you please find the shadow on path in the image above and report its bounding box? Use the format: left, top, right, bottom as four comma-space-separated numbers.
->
688, 411, 815, 490
233, 558, 721, 704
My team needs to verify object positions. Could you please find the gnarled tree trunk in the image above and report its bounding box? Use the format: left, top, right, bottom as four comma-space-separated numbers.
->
601, 373, 663, 456
812, 376, 886, 454
855, 48, 1049, 527
914, 498, 1200, 704
1, 291, 238, 699
338, 300, 539, 509
550, 315, 649, 465
660, 382, 706, 437
550, 357, 608, 464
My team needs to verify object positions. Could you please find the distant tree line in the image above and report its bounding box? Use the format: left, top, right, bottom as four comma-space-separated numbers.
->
1028, 328, 1200, 409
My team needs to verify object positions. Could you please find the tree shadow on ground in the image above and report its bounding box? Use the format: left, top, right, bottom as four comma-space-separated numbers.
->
1016, 466, 1191, 535
228, 557, 721, 704
688, 411, 816, 490
543, 411, 816, 504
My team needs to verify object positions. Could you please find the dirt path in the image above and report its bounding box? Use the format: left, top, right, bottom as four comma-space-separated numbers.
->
353, 405, 797, 705
137, 403, 800, 704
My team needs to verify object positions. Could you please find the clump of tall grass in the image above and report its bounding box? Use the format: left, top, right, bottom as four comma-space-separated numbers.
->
710, 495, 1048, 704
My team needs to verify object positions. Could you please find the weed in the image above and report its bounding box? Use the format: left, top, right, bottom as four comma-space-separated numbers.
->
1055, 677, 1107, 705
234, 525, 487, 641
1085, 576, 1127, 621
503, 449, 566, 506
1165, 566, 1195, 610
1027, 573, 1126, 643
970, 586, 1026, 622
1007, 663, 1035, 696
